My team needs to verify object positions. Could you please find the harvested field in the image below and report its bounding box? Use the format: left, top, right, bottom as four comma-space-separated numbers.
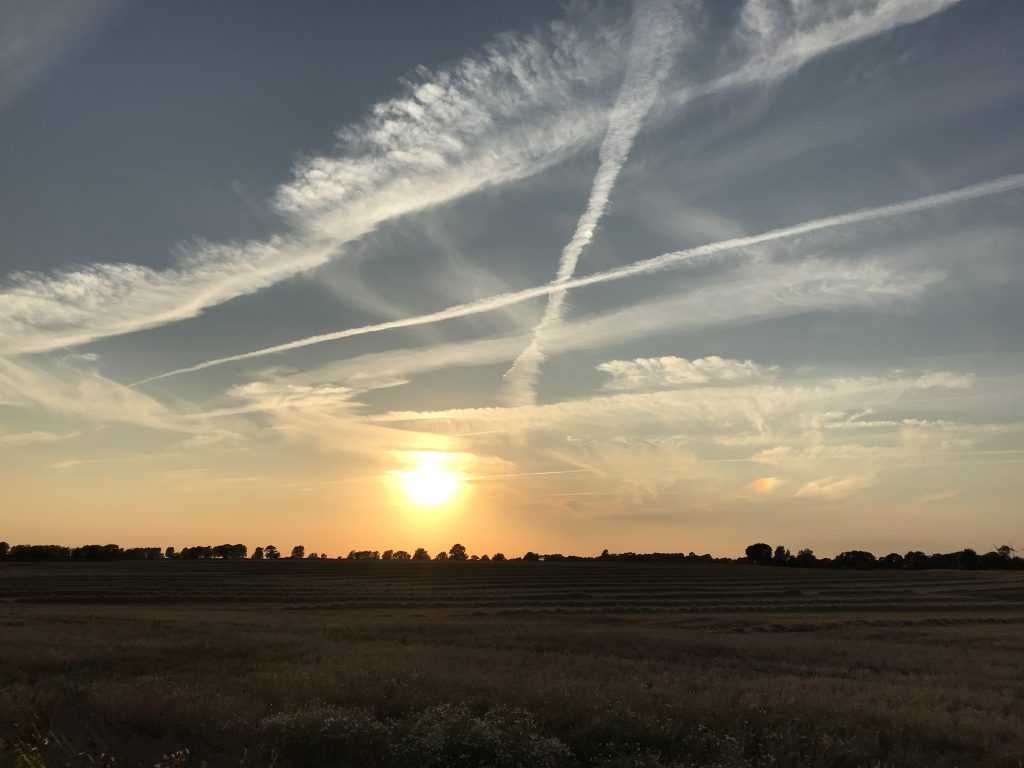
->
1, 562, 1023, 767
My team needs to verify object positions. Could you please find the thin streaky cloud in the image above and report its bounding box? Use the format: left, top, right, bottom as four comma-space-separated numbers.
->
0, 16, 619, 357
500, 0, 967, 405
711, 0, 963, 95
365, 370, 982, 438
0, 1, 963, 361
502, 0, 681, 406
466, 469, 596, 481
134, 172, 1024, 386
0, 0, 128, 114
264, 256, 936, 399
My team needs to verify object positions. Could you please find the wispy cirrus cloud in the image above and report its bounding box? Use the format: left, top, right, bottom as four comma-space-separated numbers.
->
1, 237, 334, 356
369, 369, 975, 435
793, 474, 874, 500
0, 0, 968, 366
0, 357, 238, 441
0, 429, 80, 447
275, 15, 622, 234
135, 171, 1023, 385
598, 356, 772, 390
0, 11, 622, 357
502, 0, 682, 405
714, 0, 962, 92
0, 357, 179, 431
223, 379, 457, 458
0, 0, 128, 114
233, 255, 937, 403
360, 364, 1011, 502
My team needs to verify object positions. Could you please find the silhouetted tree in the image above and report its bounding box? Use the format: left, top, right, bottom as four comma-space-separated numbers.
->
434, 551, 449, 561
492, 552, 506, 561
957, 548, 979, 569
879, 552, 904, 569
930, 551, 958, 569
0, 541, 9, 559
10, 545, 70, 561
996, 544, 1016, 559
308, 551, 319, 559
522, 551, 540, 562
412, 548, 430, 561
835, 550, 877, 569
164, 546, 175, 560
123, 547, 162, 560
773, 546, 791, 565
449, 543, 468, 561
72, 544, 124, 561
794, 548, 817, 567
745, 543, 772, 565
479, 554, 490, 561
393, 550, 411, 560
904, 550, 929, 569
381, 549, 394, 561
290, 545, 305, 559
252, 546, 264, 560
265, 545, 281, 560
211, 543, 246, 559
347, 550, 380, 560
978, 551, 998, 569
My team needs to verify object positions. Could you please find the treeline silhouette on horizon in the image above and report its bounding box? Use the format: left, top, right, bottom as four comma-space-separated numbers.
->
0, 539, 1020, 570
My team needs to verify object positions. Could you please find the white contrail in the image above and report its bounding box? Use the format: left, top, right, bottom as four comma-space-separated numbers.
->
501, 0, 681, 406
132, 172, 1024, 386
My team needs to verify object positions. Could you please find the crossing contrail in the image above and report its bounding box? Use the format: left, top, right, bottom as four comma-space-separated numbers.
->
501, 0, 681, 406
132, 172, 1024, 387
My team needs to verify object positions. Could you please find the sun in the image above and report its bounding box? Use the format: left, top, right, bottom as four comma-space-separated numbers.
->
398, 452, 462, 508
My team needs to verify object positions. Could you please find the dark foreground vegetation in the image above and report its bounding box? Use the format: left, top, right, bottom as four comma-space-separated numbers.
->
1, 560, 1022, 768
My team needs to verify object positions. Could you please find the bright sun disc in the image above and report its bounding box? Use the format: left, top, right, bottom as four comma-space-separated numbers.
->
398, 453, 461, 507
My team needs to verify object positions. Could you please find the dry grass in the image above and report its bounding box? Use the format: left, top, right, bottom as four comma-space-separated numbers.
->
1, 562, 1022, 767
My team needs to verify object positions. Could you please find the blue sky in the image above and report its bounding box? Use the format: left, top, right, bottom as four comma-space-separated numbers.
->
1, 0, 1022, 556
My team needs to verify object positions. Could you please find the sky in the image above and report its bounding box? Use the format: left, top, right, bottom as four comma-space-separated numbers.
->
2, 0, 1023, 558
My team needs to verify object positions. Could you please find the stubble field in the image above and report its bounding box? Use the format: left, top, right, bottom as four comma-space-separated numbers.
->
1, 561, 1022, 767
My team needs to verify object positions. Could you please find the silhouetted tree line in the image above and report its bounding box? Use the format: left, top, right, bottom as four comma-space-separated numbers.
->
0, 538, 1019, 570
0, 543, 165, 561
595, 549, 721, 563
742, 542, 1023, 570
176, 544, 248, 560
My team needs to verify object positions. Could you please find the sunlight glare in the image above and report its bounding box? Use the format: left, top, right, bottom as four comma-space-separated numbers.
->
398, 452, 461, 508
